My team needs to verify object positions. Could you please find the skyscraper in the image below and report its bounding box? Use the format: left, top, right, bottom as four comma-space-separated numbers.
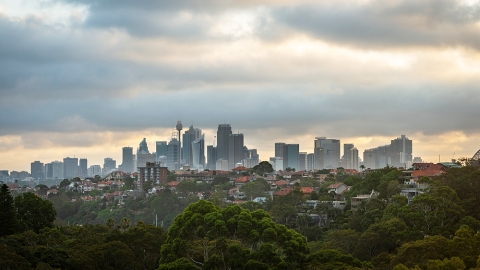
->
63, 157, 78, 179
166, 138, 181, 170
307, 153, 315, 171
79, 158, 88, 178
206, 145, 217, 170
298, 152, 307, 171
138, 138, 149, 154
314, 137, 340, 169
31, 161, 44, 180
390, 135, 412, 168
192, 134, 205, 169
217, 124, 232, 162
182, 125, 196, 166
275, 143, 286, 158
363, 149, 376, 169
350, 147, 359, 170
285, 144, 299, 171
155, 142, 167, 161
344, 143, 354, 169
103, 157, 116, 173
228, 133, 244, 169
122, 147, 134, 173
51, 161, 63, 179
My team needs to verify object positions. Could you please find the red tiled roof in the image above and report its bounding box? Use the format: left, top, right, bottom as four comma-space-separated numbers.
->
300, 187, 313, 194
236, 176, 250, 183
274, 187, 292, 196
232, 166, 249, 171
275, 180, 289, 186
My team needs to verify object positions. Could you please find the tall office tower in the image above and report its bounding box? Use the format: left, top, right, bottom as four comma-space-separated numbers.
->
217, 124, 232, 162
244, 149, 259, 168
284, 144, 299, 171
275, 143, 286, 158
229, 133, 244, 169
45, 163, 53, 179
136, 153, 155, 170
194, 128, 202, 140
307, 153, 315, 171
31, 161, 44, 180
314, 137, 324, 170
103, 157, 117, 173
192, 134, 205, 170
390, 135, 413, 168
206, 145, 217, 170
363, 149, 376, 169
182, 125, 196, 166
350, 147, 359, 170
314, 137, 340, 169
138, 138, 150, 154
166, 138, 181, 170
344, 144, 354, 169
88, 165, 101, 177
216, 159, 229, 171
243, 146, 250, 159
155, 142, 167, 161
375, 145, 391, 169
121, 147, 134, 173
51, 161, 63, 179
298, 152, 307, 171
63, 157, 79, 179
79, 158, 88, 178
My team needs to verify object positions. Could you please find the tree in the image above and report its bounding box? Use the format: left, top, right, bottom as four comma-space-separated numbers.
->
59, 179, 71, 189
0, 184, 18, 236
15, 192, 56, 233
160, 200, 309, 269
143, 180, 153, 193
252, 161, 274, 176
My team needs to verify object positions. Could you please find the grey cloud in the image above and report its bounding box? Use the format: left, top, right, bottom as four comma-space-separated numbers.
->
2, 84, 480, 147
271, 0, 480, 49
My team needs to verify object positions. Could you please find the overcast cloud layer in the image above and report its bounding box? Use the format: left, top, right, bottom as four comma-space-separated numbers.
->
1, 0, 480, 171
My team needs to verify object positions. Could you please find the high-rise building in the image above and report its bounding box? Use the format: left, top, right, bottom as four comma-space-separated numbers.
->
206, 145, 217, 170
229, 133, 244, 169
138, 162, 168, 188
155, 142, 167, 162
363, 149, 376, 169
88, 165, 101, 177
375, 145, 391, 169
285, 144, 299, 171
79, 158, 88, 178
51, 161, 63, 179
243, 149, 259, 168
103, 158, 117, 173
307, 153, 315, 171
314, 137, 340, 169
45, 163, 53, 179
63, 157, 78, 179
192, 134, 205, 170
298, 152, 307, 171
314, 137, 324, 170
390, 135, 412, 168
138, 138, 149, 154
344, 144, 354, 169
31, 161, 44, 180
166, 138, 181, 170
217, 124, 232, 162
275, 143, 286, 158
121, 147, 134, 173
182, 125, 196, 166
350, 147, 359, 170
136, 153, 155, 170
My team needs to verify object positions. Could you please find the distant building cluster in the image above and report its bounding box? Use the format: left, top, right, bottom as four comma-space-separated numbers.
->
0, 125, 421, 184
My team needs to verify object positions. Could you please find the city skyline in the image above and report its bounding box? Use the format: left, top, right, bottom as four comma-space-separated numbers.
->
1, 0, 480, 171
1, 127, 470, 172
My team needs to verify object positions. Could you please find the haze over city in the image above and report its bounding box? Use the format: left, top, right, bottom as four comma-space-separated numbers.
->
2, 0, 480, 171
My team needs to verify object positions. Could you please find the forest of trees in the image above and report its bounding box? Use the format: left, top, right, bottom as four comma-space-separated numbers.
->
2, 165, 480, 269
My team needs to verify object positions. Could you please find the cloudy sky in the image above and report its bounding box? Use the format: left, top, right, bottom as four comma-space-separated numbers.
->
1, 0, 480, 171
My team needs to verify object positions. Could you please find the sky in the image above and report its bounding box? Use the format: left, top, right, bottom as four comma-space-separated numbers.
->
1, 0, 480, 172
